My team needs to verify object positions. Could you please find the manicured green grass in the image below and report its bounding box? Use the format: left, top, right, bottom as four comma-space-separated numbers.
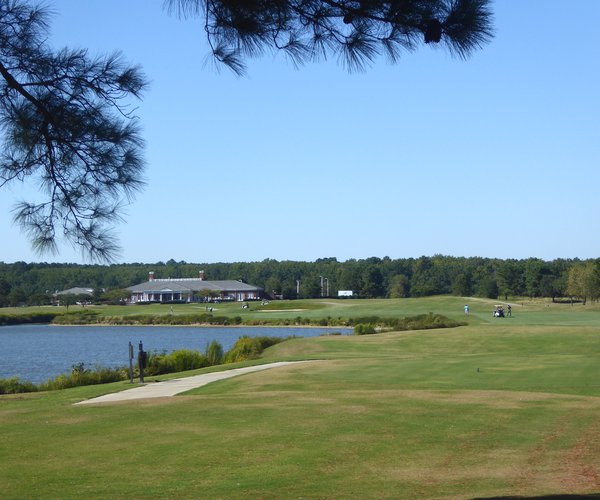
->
5, 294, 600, 327
1, 296, 600, 498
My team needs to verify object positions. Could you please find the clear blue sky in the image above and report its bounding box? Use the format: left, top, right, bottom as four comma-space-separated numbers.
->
1, 0, 599, 264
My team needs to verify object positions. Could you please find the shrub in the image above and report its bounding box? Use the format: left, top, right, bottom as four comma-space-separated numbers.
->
38, 363, 127, 391
350, 313, 465, 334
354, 324, 377, 335
39, 374, 75, 391
224, 336, 285, 363
205, 340, 224, 366
145, 349, 209, 375
349, 316, 380, 326
387, 312, 463, 331
0, 312, 60, 326
52, 311, 100, 325
224, 337, 261, 363
0, 377, 38, 394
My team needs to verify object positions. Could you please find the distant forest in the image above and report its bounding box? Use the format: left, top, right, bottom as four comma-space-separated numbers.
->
0, 256, 599, 307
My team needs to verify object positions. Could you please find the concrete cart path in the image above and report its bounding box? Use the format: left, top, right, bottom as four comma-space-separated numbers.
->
75, 361, 313, 405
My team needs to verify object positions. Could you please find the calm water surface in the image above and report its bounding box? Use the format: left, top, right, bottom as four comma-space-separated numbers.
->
0, 324, 350, 384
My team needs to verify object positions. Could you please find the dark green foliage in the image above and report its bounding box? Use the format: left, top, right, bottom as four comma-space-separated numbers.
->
360, 266, 385, 298
6, 285, 27, 306
410, 256, 451, 296
496, 259, 523, 300
205, 340, 224, 366
26, 292, 52, 306
39, 364, 127, 391
0, 277, 10, 305
0, 312, 60, 326
145, 349, 209, 376
388, 274, 410, 298
99, 289, 131, 305
349, 315, 380, 325
52, 312, 235, 326
52, 311, 101, 325
0, 257, 597, 309
224, 336, 285, 363
354, 313, 463, 334
476, 276, 499, 299
0, 1, 148, 260
166, 0, 494, 75
0, 377, 38, 394
354, 324, 377, 335
451, 273, 473, 296
389, 313, 462, 331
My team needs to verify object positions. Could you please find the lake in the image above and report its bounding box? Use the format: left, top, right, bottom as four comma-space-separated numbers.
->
0, 324, 350, 384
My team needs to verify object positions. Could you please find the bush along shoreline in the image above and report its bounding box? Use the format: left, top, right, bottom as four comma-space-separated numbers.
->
2, 310, 463, 330
0, 336, 287, 394
0, 312, 62, 326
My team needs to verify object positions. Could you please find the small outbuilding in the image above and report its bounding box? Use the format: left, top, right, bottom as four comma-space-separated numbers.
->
54, 287, 94, 297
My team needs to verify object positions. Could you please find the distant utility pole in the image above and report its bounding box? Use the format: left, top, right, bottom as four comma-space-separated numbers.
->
325, 278, 329, 297
320, 276, 324, 297
296, 280, 300, 299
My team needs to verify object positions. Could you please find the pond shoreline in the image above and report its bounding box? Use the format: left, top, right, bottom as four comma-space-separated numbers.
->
0, 324, 348, 384
0, 314, 352, 329
46, 322, 351, 329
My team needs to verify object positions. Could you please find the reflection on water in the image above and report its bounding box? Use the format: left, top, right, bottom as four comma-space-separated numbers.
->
0, 324, 350, 384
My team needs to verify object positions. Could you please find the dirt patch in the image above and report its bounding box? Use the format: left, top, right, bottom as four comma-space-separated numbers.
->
514, 416, 566, 493
362, 389, 600, 411
560, 418, 600, 491
512, 412, 600, 495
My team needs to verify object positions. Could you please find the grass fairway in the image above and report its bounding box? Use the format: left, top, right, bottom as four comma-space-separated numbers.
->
1, 297, 600, 498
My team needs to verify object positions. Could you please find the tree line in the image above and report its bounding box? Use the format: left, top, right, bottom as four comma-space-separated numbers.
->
1, 256, 599, 307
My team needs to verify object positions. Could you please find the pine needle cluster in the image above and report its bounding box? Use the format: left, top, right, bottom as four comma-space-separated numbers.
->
166, 0, 494, 74
0, 1, 148, 261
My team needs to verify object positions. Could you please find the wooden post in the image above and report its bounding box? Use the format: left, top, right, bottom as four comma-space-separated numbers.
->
128, 341, 134, 383
138, 340, 145, 384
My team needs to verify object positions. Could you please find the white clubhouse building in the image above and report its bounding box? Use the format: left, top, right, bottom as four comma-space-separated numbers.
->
128, 271, 263, 303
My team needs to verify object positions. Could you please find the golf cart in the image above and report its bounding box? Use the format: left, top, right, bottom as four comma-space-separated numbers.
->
493, 305, 505, 318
